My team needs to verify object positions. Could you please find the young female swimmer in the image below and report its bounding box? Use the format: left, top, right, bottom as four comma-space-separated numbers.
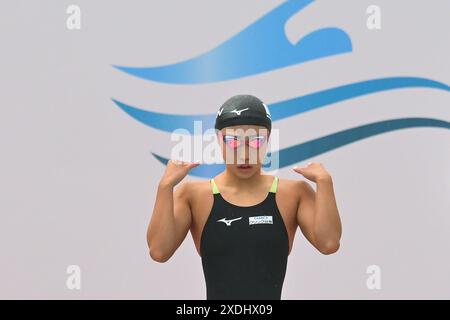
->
147, 94, 342, 300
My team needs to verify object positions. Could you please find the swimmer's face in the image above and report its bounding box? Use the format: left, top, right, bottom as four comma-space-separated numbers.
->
218, 125, 270, 178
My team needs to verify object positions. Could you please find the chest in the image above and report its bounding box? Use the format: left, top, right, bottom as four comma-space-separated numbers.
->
189, 187, 299, 257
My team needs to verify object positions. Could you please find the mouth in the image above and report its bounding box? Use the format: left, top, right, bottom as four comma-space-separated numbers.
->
237, 164, 252, 171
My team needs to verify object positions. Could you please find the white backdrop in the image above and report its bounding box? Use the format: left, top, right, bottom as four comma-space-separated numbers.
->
1, 0, 449, 299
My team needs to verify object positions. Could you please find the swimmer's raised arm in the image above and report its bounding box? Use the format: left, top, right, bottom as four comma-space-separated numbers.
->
294, 162, 342, 255
147, 160, 200, 263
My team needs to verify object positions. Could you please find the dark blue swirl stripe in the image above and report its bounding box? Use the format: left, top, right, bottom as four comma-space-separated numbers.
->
151, 117, 450, 178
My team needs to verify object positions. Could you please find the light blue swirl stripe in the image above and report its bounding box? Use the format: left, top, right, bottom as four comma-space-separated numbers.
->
112, 77, 450, 133
112, 0, 352, 84
151, 117, 450, 178
112, 98, 216, 132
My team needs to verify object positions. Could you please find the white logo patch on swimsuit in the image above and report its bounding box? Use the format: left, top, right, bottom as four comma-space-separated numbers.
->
249, 215, 273, 225
217, 217, 242, 226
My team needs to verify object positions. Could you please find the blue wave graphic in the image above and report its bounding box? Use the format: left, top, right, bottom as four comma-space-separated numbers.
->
112, 77, 450, 133
112, 0, 352, 84
151, 117, 450, 178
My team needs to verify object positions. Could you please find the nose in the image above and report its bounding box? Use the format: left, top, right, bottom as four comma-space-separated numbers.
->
236, 147, 248, 164
238, 145, 261, 165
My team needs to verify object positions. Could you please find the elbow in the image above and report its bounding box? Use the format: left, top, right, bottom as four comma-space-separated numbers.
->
147, 230, 175, 263
147, 232, 172, 263
149, 247, 171, 263
318, 240, 340, 255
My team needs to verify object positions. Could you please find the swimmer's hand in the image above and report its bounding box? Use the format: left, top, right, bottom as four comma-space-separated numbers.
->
160, 159, 201, 187
293, 162, 331, 183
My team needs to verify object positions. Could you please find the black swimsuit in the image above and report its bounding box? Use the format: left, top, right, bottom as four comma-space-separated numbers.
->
200, 176, 289, 300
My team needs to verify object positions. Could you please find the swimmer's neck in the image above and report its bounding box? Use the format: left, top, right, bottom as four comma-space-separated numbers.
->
218, 167, 268, 190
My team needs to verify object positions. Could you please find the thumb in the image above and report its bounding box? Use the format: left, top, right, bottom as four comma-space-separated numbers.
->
187, 161, 201, 170
292, 165, 304, 175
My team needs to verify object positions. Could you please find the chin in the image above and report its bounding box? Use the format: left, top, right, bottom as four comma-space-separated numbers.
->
233, 165, 260, 178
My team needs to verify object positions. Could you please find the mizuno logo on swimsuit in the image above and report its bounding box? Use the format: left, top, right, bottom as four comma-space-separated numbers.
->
217, 217, 242, 226
249, 216, 273, 225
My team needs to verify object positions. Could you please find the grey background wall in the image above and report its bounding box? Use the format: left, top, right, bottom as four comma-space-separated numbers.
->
1, 0, 449, 299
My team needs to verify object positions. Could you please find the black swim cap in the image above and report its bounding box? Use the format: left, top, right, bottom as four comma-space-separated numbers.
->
214, 94, 272, 132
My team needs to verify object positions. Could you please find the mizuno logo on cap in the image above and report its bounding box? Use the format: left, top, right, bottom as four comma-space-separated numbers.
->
230, 108, 249, 116
262, 103, 271, 119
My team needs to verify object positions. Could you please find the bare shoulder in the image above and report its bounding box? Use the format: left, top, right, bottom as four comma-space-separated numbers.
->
174, 179, 211, 202
278, 177, 314, 199
176, 179, 214, 226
